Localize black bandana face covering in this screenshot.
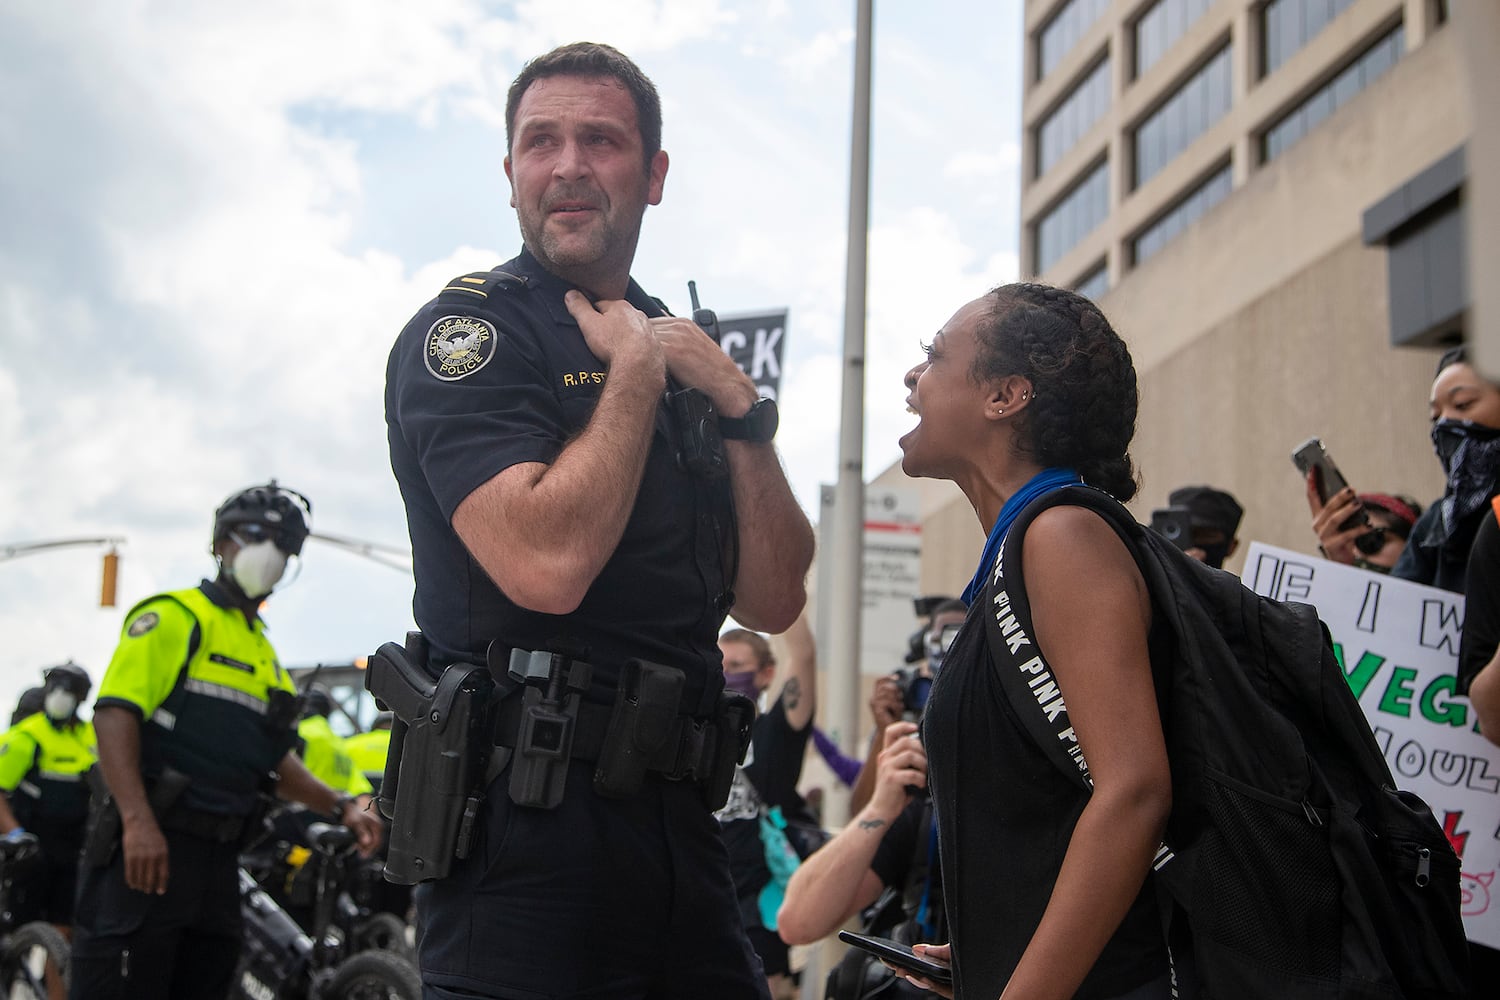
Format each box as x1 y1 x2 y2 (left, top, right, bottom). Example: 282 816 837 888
1430 419 1500 532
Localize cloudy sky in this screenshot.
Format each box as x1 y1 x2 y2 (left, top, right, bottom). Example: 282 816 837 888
0 0 1022 712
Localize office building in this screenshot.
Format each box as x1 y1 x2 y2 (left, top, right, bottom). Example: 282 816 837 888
881 0 1469 600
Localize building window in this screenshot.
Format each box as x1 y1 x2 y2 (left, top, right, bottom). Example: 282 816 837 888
1036 57 1112 177
1036 160 1110 273
1133 0 1215 78
1038 0 1110 80
1131 163 1232 265
1262 25 1405 163
1132 45 1232 189
1073 262 1110 301
1262 0 1359 76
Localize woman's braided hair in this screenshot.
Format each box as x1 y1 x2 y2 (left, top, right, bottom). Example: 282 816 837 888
971 283 1139 502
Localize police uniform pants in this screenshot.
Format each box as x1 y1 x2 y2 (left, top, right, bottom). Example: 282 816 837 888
69 828 242 1000
416 758 772 1000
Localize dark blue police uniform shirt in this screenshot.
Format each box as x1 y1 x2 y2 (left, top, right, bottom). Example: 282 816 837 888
385 248 731 715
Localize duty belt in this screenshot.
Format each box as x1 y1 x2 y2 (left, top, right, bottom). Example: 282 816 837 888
158 804 248 844
492 693 717 784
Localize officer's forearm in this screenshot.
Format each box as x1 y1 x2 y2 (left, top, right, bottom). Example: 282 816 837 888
0 792 20 834
723 441 813 633
273 751 343 815
453 361 662 615
93 706 156 828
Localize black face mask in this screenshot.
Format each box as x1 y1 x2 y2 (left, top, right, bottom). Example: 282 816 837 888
1430 418 1500 536
1431 419 1500 479
1198 541 1231 570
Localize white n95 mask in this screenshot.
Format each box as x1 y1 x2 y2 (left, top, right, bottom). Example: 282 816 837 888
231 539 289 599
43 690 78 721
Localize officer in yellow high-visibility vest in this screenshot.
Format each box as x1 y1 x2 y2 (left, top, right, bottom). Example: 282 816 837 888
344 712 393 793
69 482 383 1000
0 661 97 930
295 686 373 799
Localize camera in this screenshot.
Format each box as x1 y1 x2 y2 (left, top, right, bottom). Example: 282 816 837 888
891 667 933 716
1149 506 1193 550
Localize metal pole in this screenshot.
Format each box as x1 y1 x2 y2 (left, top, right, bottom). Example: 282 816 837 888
824 0 874 831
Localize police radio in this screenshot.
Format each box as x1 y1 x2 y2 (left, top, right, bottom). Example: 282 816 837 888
688 279 720 343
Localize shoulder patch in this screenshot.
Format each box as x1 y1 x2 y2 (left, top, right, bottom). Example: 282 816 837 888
425 315 498 382
127 611 160 637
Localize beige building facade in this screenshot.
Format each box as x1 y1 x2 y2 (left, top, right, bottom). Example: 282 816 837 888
878 0 1470 609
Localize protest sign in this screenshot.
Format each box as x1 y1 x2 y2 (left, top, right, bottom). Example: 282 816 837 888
1246 542 1499 948
717 311 786 401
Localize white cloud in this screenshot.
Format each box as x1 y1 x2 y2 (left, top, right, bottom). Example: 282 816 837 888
944 144 1022 180
0 0 1023 709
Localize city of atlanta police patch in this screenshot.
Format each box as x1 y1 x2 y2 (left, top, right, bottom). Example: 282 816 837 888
425 315 497 381
127 612 159 637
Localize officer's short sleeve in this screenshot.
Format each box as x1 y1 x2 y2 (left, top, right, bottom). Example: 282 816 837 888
388 303 575 521
96 597 200 719
345 764 374 796
0 726 39 792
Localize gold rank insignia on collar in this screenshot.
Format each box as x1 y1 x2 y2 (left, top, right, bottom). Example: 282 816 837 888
438 269 529 303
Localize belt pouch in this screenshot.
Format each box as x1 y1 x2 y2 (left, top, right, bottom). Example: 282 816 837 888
702 691 757 811
593 659 685 799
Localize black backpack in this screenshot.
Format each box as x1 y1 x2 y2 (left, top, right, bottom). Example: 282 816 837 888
987 485 1469 999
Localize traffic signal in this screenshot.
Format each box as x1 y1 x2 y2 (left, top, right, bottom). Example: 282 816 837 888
101 549 119 607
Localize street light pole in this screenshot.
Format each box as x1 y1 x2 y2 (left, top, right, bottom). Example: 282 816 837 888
825 0 875 830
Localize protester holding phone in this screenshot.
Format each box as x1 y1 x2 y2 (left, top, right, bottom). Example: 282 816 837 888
1304 347 1500 591
895 284 1178 999
1306 486 1421 572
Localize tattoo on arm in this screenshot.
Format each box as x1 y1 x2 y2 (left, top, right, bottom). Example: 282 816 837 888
857 818 888 832
783 678 801 711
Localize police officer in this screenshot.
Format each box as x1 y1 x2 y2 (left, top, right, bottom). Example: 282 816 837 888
384 41 814 999
0 661 97 930
344 712 393 792
296 686 373 801
69 482 382 1000
9 686 45 727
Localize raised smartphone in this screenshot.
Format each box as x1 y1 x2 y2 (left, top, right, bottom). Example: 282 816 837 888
1291 436 1373 538
836 931 953 985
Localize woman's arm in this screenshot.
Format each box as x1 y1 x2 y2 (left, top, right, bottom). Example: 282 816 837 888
1000 506 1172 1000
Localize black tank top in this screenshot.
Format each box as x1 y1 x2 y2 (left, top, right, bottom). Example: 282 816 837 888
922 598 1169 998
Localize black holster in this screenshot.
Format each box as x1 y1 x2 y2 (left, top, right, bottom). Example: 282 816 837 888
81 765 192 868
365 632 496 885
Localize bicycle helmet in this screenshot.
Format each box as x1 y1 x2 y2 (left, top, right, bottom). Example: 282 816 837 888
42 661 92 699
213 480 312 555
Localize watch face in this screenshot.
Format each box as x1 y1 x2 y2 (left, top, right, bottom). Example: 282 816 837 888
753 398 779 441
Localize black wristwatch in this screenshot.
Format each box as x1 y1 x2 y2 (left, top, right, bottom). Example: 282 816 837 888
718 397 779 443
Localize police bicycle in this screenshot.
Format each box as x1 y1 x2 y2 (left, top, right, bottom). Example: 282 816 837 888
0 833 68 1000
234 823 420 1000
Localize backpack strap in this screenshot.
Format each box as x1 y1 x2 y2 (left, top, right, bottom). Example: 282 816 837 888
984 485 1143 794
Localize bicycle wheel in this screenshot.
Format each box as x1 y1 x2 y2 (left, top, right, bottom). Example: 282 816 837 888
1 921 69 1000
322 949 421 1000
351 912 414 961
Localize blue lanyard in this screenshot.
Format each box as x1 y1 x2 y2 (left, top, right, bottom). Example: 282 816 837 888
917 821 939 939
961 467 1081 606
